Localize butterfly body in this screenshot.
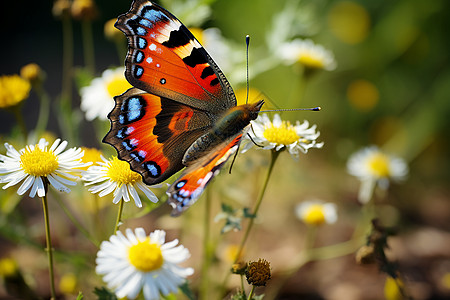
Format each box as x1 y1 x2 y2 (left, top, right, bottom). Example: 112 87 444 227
104 0 263 215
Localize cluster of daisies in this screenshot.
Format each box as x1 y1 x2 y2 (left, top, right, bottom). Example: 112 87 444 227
0 67 409 300
0 110 409 299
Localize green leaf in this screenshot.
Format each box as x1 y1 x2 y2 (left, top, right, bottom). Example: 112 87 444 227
93 287 117 300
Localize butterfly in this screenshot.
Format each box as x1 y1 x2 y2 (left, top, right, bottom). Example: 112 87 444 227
103 0 264 216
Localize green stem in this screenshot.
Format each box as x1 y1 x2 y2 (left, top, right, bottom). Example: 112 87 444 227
114 199 124 235
234 150 280 263
53 193 98 247
82 20 95 74
11 104 28 142
41 186 56 299
247 285 256 300
59 13 75 142
199 185 213 300
219 150 280 300
34 85 50 137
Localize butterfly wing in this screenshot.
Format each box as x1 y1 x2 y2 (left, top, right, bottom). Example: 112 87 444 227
167 133 243 216
115 0 237 113
103 88 215 185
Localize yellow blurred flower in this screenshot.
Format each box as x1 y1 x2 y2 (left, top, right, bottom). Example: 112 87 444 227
0 258 18 277
189 27 205 46
59 273 78 294
52 0 71 19
347 79 379 111
104 18 123 42
80 147 102 170
71 0 98 21
20 63 44 85
235 87 263 106
328 1 370 44
0 75 31 109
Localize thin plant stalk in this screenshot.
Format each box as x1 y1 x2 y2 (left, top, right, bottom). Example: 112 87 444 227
53 193 98 246
219 150 280 299
234 150 280 263
199 185 213 300
40 182 56 299
247 285 256 300
11 104 28 142
58 13 75 142
82 20 95 74
34 85 51 137
114 199 124 235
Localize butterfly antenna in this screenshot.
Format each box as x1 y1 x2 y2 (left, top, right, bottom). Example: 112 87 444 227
245 35 250 104
259 107 322 113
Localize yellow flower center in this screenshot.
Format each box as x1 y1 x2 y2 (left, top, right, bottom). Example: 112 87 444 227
106 74 132 98
368 152 391 178
298 53 326 69
263 121 299 145
0 75 31 108
128 239 164 272
106 157 141 185
20 147 58 177
303 204 326 225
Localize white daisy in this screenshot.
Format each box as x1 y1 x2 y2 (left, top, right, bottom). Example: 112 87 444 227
347 146 408 203
83 156 160 208
295 200 338 226
96 228 194 300
0 138 89 198
242 113 324 159
80 67 132 121
279 38 337 71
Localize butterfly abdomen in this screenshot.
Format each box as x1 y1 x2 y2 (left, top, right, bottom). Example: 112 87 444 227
182 100 264 164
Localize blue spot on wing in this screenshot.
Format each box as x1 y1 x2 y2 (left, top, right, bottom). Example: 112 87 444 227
142 7 168 23
139 18 151 28
127 97 143 121
136 27 146 36
138 37 147 49
135 51 144 63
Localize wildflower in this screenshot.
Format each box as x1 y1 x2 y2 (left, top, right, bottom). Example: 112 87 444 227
83 156 160 207
96 228 194 300
59 273 78 295
0 258 17 277
328 1 370 44
347 146 408 203
52 0 71 19
80 147 102 170
20 63 44 86
80 67 132 121
347 79 379 112
0 138 89 198
295 200 338 226
245 259 271 287
242 113 323 159
71 0 98 21
0 75 31 109
104 18 123 42
280 39 337 71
